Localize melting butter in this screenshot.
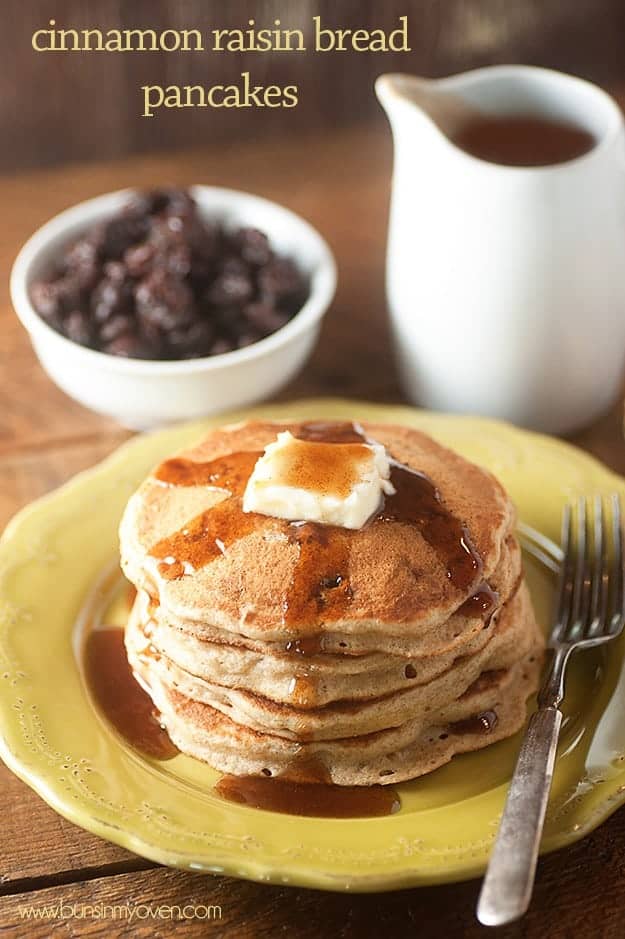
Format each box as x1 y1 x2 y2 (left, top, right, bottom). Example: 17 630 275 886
242 431 395 529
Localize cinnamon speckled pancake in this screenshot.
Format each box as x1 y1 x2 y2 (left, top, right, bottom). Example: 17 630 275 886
134 650 543 786
127 580 531 711
127 583 539 740
120 421 515 640
130 533 522 658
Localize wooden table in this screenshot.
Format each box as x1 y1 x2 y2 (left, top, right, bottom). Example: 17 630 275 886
1 123 625 938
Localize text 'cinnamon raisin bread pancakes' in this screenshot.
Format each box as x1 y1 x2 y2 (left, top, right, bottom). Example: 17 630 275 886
119 419 544 786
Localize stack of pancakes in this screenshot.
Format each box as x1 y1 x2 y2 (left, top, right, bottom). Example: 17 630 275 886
120 420 544 786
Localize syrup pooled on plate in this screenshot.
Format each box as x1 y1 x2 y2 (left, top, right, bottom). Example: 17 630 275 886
215 775 401 818
85 627 178 759
217 751 400 817
452 114 596 167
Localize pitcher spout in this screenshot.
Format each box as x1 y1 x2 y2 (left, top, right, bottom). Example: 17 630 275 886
375 73 474 138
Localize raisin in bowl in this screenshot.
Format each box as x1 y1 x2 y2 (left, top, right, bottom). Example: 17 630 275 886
11 187 336 429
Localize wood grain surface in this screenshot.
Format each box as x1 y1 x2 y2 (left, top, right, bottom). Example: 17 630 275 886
1 123 625 937
3 0 625 171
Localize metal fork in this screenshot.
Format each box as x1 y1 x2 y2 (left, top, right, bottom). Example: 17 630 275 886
477 495 625 926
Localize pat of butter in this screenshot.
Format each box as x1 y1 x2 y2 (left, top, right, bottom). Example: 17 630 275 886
242 431 395 529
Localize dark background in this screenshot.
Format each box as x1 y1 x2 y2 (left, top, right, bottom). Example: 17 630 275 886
3 0 625 172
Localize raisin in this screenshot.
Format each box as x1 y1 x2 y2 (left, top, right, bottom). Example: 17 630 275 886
64 236 101 289
236 331 261 349
102 332 149 358
91 276 132 323
167 319 215 358
31 281 62 324
244 302 290 336
210 336 236 355
233 227 272 266
101 212 147 259
135 270 195 331
64 310 93 347
99 314 135 343
124 243 156 279
259 258 306 305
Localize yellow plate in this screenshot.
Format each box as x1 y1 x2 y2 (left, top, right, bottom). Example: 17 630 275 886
2 399 625 892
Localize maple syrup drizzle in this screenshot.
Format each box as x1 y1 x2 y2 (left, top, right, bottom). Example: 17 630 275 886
287 675 318 708
284 635 325 655
282 523 353 627
85 627 178 759
220 749 399 816
215 775 401 818
278 752 334 783
273 437 373 499
458 582 500 624
448 710 498 736
379 463 481 591
154 451 260 490
148 420 483 636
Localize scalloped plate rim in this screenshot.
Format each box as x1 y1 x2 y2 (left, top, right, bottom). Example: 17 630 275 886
1 397 625 893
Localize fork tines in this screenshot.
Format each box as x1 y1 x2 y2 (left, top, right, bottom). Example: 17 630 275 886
552 494 625 646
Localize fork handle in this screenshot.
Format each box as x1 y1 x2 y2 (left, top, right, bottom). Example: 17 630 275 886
477 705 563 926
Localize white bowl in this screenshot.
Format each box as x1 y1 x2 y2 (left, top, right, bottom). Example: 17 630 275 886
10 186 337 429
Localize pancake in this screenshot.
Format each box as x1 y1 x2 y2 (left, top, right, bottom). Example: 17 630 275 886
129 589 498 707
135 650 543 786
126 582 539 740
120 420 515 641
130 531 522 659
127 579 532 710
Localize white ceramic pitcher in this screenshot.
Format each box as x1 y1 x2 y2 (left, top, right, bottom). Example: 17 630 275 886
376 66 625 433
